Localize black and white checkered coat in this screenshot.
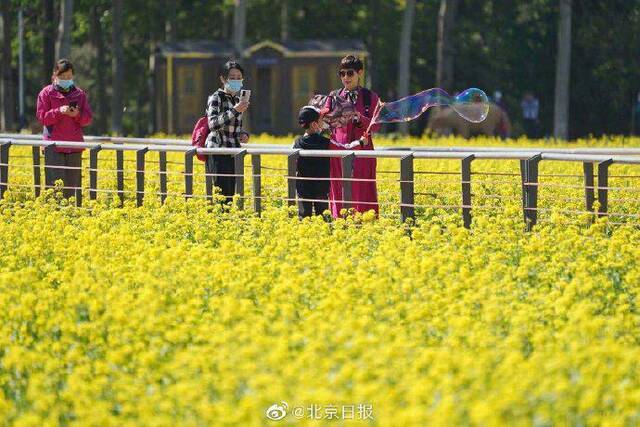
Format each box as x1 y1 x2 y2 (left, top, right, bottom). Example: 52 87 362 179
205 89 243 148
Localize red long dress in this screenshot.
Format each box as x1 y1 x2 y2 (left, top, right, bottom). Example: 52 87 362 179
325 87 381 217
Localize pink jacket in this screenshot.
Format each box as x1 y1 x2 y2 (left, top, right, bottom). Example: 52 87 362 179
36 84 93 153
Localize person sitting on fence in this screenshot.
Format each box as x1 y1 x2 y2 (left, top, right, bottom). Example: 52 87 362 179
36 59 93 199
205 60 250 204
293 106 361 218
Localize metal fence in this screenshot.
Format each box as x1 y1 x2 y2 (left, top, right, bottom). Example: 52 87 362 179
1 133 640 230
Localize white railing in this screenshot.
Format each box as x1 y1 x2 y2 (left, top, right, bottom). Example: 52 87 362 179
1 133 640 229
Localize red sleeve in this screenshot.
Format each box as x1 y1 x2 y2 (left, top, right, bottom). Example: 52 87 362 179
74 92 93 127
36 89 63 126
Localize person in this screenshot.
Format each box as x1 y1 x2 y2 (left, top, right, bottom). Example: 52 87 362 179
205 60 250 204
521 92 540 138
293 106 360 219
493 90 508 114
36 59 93 199
493 91 511 139
325 55 381 217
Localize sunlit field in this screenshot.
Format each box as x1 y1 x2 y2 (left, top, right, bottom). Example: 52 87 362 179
1 136 640 425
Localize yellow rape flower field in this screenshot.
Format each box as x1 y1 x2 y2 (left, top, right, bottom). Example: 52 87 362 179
1 136 640 426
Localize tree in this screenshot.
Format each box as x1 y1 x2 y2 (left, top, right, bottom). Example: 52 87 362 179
42 0 55 83
553 0 572 140
397 0 416 135
233 0 247 57
56 0 73 59
111 0 124 135
165 0 177 43
90 4 108 133
280 0 288 42
436 0 459 92
0 0 15 131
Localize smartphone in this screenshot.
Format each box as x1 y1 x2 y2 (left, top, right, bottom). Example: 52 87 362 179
69 101 78 109
240 90 251 103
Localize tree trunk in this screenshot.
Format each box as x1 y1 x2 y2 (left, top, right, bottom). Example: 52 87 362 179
280 0 289 42
42 0 55 82
397 0 416 135
111 0 124 135
366 0 380 88
553 0 572 140
436 0 458 92
55 0 73 59
165 0 177 43
0 0 15 131
233 0 247 58
90 5 108 134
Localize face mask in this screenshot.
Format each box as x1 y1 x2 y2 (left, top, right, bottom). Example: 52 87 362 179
225 79 243 93
56 79 74 90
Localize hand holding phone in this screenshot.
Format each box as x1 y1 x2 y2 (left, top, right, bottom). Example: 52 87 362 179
65 101 80 117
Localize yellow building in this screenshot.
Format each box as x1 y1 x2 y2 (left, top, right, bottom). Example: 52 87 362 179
151 39 369 135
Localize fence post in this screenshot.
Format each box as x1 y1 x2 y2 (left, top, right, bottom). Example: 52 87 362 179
0 141 10 199
75 162 83 207
116 148 124 205
32 146 41 197
159 151 167 204
252 154 262 216
89 146 101 200
583 162 595 212
205 155 213 203
184 148 196 200
234 150 247 209
519 159 527 224
597 159 613 218
287 151 299 208
341 153 355 210
400 154 415 222
136 147 148 207
43 143 56 192
461 155 475 229
520 154 541 231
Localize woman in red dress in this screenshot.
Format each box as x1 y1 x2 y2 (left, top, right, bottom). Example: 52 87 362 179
325 55 381 217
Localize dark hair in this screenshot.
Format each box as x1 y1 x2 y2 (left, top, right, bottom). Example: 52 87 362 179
339 55 363 71
219 60 244 79
53 59 74 76
298 106 321 129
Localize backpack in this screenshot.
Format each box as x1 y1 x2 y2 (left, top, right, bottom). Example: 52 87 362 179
191 116 210 162
330 87 373 118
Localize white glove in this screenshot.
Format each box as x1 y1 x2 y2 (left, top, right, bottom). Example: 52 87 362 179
345 140 361 149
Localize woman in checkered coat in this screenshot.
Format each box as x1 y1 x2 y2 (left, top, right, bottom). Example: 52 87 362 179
205 60 250 204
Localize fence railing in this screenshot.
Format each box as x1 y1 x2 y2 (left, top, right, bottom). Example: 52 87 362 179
1 134 640 230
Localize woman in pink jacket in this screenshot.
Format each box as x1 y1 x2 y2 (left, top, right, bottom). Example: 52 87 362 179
36 59 93 199
325 55 380 217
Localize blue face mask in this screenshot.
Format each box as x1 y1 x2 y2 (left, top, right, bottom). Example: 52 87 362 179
225 79 243 93
56 79 74 90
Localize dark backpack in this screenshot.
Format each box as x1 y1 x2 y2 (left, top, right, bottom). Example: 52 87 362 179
330 87 373 118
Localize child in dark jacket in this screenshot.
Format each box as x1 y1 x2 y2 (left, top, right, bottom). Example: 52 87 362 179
293 106 360 218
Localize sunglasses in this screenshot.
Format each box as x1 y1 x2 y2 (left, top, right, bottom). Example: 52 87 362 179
338 69 357 78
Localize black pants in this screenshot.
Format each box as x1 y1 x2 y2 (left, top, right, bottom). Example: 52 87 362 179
523 119 539 138
44 150 82 199
205 155 236 203
297 187 329 218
